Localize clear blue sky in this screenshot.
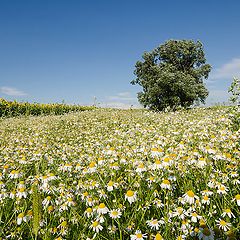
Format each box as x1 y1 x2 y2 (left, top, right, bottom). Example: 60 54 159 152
1 0 240 107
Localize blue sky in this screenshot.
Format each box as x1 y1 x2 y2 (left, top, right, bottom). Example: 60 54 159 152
0 0 240 108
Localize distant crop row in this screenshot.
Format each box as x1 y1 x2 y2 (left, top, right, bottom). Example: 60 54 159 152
0 98 96 117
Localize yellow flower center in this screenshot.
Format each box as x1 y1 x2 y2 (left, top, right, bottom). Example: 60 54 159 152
162 179 170 185
235 194 240 200
155 159 161 164
86 207 92 213
92 221 99 227
126 190 134 197
18 213 24 218
108 181 114 186
136 233 142 238
89 162 96 168
138 163 144 169
46 196 51 200
111 210 118 216
226 153 231 158
163 157 170 162
225 209 231 213
99 203 106 209
220 220 227 226
194 227 199 233
199 219 206 228
155 233 163 240
219 186 225 191
182 219 187 225
203 196 209 200
27 210 33 216
177 207 183 213
152 220 158 224
19 188 25 192
61 221 67 227
187 190 195 197
48 206 54 212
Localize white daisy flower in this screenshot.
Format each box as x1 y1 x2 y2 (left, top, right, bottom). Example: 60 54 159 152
97 203 108 215
221 209 235 218
136 162 146 173
16 187 27 199
216 185 228 195
85 197 95 206
107 180 118 192
65 197 76 207
9 170 21 179
182 190 199 205
146 219 163 230
125 190 137 204
151 148 164 157
88 161 97 173
151 159 163 170
232 194 240 206
201 190 213 196
17 213 26 225
42 196 52 207
90 220 103 233
130 230 147 240
201 195 210 205
84 207 94 218
109 209 122 219
160 179 171 189
215 219 231 232
189 212 201 223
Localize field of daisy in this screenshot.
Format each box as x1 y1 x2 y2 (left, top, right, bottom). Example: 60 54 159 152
0 107 239 240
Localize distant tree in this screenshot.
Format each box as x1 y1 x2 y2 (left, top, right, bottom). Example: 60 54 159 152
228 77 240 131
228 77 240 105
131 40 211 111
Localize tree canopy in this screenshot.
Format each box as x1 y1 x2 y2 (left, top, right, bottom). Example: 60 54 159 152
131 40 211 111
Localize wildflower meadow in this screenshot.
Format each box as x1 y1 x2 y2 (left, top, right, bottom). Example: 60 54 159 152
0 107 239 239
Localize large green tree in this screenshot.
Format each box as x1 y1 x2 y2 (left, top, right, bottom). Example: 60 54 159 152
131 40 211 110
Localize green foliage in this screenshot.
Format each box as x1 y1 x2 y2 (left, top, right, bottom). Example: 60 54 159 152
228 77 240 105
32 184 42 238
131 39 211 111
0 98 96 117
228 77 240 131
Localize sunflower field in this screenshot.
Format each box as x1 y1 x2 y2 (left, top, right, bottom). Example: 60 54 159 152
0 98 95 117
0 107 239 239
